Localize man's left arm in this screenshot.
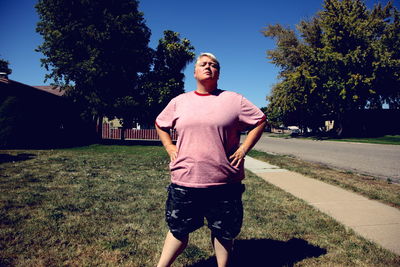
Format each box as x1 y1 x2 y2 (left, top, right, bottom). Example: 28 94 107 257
229 121 267 167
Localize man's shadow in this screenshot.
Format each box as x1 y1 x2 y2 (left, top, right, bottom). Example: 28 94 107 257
188 238 327 267
0 153 36 164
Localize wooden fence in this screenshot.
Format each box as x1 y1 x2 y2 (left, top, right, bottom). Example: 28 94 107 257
102 123 178 141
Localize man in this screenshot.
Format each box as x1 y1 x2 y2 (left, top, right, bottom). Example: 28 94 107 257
156 53 266 267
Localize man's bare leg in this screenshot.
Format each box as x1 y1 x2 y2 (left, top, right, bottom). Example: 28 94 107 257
212 235 234 267
157 231 188 267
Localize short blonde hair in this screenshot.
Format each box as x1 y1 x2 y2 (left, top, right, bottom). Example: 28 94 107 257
195 52 220 70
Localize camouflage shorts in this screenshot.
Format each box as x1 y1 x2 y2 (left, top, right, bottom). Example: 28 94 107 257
165 183 245 241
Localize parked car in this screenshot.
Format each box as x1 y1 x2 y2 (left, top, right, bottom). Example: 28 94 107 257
287 126 300 137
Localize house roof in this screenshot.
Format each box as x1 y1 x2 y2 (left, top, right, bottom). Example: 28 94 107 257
0 77 65 97
32 85 65 96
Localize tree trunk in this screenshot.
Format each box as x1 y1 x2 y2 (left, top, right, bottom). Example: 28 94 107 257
94 115 103 142
121 127 125 141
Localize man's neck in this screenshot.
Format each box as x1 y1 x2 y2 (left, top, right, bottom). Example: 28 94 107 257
196 81 217 94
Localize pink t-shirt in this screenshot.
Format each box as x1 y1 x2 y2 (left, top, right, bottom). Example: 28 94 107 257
156 90 266 188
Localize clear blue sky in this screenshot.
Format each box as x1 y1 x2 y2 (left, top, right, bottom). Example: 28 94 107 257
0 0 396 108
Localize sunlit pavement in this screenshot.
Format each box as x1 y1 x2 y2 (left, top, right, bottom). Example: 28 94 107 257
245 156 400 256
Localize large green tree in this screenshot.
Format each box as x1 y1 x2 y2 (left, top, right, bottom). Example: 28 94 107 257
264 0 400 135
36 0 194 137
36 0 152 134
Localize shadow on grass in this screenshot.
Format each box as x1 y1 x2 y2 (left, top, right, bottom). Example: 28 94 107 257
0 153 36 164
188 238 327 267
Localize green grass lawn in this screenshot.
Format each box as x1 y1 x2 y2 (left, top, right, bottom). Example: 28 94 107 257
1 145 399 266
327 135 400 145
266 133 400 145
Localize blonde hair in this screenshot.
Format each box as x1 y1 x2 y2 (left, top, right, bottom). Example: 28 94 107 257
195 52 220 70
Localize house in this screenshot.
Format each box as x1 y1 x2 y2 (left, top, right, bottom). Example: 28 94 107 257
0 75 174 146
0 75 91 148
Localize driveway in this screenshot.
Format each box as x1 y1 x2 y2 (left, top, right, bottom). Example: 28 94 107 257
249 135 400 183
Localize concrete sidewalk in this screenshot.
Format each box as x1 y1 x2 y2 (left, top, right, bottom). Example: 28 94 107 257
244 156 400 256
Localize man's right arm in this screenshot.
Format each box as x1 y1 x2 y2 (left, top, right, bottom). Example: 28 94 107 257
155 124 178 162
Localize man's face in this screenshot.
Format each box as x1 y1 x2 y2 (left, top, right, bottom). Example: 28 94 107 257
194 56 219 82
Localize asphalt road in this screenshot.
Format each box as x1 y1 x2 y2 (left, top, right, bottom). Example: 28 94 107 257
250 135 400 183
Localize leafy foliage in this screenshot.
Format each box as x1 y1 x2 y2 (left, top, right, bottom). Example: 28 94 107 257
0 57 12 75
35 0 194 130
139 30 195 126
36 0 152 120
263 0 400 135
0 97 21 146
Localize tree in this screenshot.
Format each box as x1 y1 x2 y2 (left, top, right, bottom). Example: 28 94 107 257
36 0 153 138
36 1 195 140
0 57 12 76
263 24 323 132
264 0 400 136
139 30 195 126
